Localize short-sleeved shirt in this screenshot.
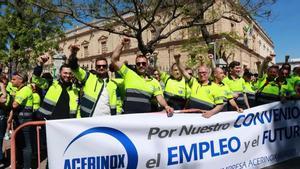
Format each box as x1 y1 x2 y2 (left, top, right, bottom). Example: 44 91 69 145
160 72 190 110
14 85 33 115
244 82 256 94
32 93 41 111
284 75 300 96
213 82 233 101
256 74 281 96
118 65 163 113
186 77 223 110
6 82 18 97
160 72 190 99
223 76 246 94
256 74 281 104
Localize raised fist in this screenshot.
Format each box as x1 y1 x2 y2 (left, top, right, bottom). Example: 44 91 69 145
174 54 181 61
69 44 80 53
265 56 273 62
37 54 49 64
122 38 130 45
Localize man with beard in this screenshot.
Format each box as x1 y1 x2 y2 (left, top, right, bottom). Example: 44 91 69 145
111 38 173 116
37 62 80 119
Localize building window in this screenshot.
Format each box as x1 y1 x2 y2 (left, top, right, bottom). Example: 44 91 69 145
98 35 108 54
124 40 131 50
83 46 89 57
230 22 235 32
150 29 156 40
243 38 248 47
101 41 108 53
81 40 89 58
91 63 94 70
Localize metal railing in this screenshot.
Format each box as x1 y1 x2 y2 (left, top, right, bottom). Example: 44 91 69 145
10 121 46 169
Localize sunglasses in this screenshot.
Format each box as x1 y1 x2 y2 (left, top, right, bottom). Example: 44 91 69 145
136 62 147 66
96 64 108 69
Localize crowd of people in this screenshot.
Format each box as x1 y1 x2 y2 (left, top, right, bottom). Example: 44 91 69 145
0 38 299 168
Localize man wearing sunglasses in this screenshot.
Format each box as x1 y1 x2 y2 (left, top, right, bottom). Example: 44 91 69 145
68 46 111 117
93 56 123 115
111 38 174 116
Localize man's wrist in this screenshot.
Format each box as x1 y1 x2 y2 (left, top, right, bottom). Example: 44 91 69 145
164 105 171 109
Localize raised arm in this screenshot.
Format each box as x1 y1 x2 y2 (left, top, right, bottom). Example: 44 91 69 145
208 54 216 70
258 54 274 78
32 54 50 90
0 82 7 104
174 54 192 81
68 45 80 70
111 38 130 71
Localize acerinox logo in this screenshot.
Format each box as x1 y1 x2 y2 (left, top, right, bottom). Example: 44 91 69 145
63 127 138 169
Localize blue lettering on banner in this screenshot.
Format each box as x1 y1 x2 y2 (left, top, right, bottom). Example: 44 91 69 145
262 125 300 144
63 127 138 169
167 136 241 166
234 106 300 128
64 154 125 169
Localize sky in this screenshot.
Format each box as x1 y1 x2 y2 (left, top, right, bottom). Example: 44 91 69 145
259 0 300 63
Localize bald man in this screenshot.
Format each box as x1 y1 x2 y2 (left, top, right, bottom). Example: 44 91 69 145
213 67 243 112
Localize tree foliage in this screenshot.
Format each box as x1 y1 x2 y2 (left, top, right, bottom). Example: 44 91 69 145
0 0 68 72
28 0 275 65
30 0 234 55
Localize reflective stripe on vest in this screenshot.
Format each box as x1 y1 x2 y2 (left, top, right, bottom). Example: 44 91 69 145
19 106 33 118
80 73 104 117
188 97 214 110
256 93 280 103
164 91 186 102
125 89 151 102
123 88 152 113
247 93 255 100
38 81 79 117
38 98 55 115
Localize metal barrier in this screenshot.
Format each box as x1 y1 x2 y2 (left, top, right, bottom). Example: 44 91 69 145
10 121 46 169
9 109 202 168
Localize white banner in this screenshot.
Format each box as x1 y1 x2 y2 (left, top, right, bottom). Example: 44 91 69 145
46 101 300 169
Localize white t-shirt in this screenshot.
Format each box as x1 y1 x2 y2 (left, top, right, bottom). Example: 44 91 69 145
92 85 111 116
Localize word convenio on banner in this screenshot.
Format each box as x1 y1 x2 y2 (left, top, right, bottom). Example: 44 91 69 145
234 106 300 128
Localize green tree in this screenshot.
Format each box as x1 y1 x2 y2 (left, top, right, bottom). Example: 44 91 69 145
29 0 275 67
30 0 227 55
0 0 67 73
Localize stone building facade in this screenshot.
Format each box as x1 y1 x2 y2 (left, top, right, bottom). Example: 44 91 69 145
48 3 274 74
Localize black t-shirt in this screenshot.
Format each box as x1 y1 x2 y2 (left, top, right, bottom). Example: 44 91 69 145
51 83 70 119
